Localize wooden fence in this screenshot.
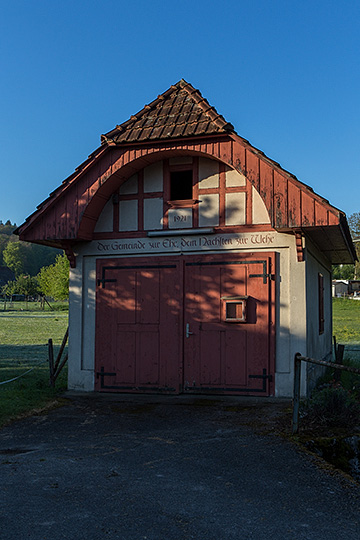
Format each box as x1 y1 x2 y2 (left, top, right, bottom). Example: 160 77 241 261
48 327 69 387
292 352 360 434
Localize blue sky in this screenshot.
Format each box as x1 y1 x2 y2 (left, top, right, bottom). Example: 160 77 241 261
1 0 359 226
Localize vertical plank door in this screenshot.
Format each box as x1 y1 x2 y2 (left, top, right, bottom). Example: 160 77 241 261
95 258 182 392
183 254 275 395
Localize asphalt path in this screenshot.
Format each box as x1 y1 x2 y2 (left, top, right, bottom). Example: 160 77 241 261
1 394 359 540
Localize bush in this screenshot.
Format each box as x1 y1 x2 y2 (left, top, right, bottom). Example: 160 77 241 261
37 253 69 300
303 386 360 430
2 274 40 297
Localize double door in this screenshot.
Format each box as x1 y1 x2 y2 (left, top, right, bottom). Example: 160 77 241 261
95 253 275 395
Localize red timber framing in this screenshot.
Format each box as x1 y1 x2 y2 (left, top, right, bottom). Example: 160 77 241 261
16 135 355 265
95 253 276 396
90 156 254 239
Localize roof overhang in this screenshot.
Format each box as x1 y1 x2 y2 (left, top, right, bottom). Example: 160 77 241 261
280 221 356 264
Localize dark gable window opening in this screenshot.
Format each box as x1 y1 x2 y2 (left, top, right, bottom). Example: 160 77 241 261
170 170 193 201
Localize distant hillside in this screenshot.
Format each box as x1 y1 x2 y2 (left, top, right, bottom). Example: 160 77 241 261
0 221 17 265
0 220 62 276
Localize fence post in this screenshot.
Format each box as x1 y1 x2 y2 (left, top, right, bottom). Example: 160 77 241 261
334 344 345 382
48 338 55 388
54 327 69 374
292 353 302 435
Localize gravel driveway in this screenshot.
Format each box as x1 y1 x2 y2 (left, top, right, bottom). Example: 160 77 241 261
1 393 359 540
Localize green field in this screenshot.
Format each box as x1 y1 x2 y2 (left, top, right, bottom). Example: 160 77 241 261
332 297 360 344
0 309 69 427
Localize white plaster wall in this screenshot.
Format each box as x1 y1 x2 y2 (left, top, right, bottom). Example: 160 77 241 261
82 258 97 371
144 162 163 193
225 192 246 225
168 207 193 229
198 194 219 227
94 199 113 233
274 239 307 397
144 198 163 230
225 167 246 187
119 199 138 231
275 249 291 375
305 244 332 392
68 256 95 391
119 174 138 195
252 186 271 224
198 158 219 189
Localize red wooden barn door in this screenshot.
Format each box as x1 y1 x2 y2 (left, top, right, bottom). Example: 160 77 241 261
95 258 181 392
183 254 275 395
95 253 275 395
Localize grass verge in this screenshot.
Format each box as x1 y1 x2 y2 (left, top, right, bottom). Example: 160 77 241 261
332 297 360 343
0 311 69 427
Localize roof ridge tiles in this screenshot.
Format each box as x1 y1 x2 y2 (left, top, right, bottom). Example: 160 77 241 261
101 80 234 144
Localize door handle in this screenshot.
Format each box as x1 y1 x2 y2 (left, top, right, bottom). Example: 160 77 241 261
186 323 194 338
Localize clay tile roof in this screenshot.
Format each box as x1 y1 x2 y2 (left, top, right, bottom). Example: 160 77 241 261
101 79 234 145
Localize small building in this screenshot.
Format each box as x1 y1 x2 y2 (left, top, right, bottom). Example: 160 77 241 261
349 280 360 294
16 80 356 397
332 280 349 297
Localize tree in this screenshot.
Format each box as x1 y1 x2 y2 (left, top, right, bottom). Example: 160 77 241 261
348 212 360 279
0 220 17 235
0 220 62 274
332 265 354 280
3 242 28 277
348 212 360 239
0 220 17 265
2 274 40 297
332 213 360 280
37 253 70 300
25 243 63 275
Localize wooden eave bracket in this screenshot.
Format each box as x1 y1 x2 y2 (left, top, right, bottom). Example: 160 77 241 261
295 231 304 262
63 244 76 268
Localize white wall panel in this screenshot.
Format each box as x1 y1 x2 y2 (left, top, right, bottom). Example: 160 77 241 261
168 207 193 229
252 186 271 224
225 168 246 187
144 162 163 193
94 199 113 232
225 192 246 225
199 194 219 227
119 200 138 231
144 198 163 230
198 158 219 189
119 174 138 195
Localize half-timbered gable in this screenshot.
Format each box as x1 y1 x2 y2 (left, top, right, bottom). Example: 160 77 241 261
93 157 270 237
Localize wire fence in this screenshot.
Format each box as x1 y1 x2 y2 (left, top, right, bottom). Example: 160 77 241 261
0 297 69 312
0 358 49 386
292 353 360 434
0 347 68 388
342 344 360 363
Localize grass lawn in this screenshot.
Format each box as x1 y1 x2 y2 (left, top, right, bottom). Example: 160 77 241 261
332 297 360 344
0 310 69 427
